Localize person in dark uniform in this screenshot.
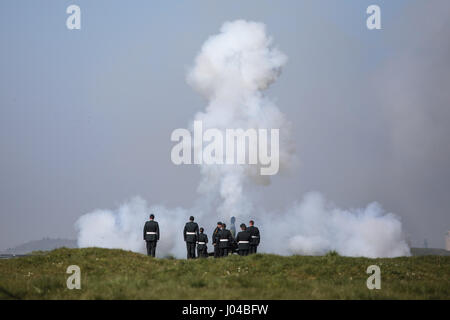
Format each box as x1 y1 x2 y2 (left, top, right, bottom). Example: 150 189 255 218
223 223 236 254
212 222 222 258
218 223 233 257
184 216 199 259
197 227 208 258
235 223 251 256
229 220 239 253
143 214 159 257
229 216 236 238
247 220 260 254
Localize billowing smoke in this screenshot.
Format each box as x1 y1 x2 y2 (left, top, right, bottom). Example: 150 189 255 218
76 20 410 258
187 20 296 221
261 192 409 257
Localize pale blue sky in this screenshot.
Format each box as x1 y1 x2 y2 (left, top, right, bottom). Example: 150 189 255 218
1 0 449 249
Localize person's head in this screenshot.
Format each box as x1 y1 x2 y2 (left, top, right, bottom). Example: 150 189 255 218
223 223 227 229
200 227 204 233
189 216 194 222
217 222 222 229
240 223 246 231
149 214 154 220
231 216 235 223
249 220 254 226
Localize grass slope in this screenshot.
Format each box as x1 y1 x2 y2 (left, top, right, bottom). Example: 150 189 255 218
0 248 448 299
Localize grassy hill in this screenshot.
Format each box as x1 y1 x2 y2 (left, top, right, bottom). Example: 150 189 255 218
0 248 448 299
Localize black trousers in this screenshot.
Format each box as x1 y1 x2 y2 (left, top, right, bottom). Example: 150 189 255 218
146 241 157 257
197 246 208 258
239 249 249 256
186 242 196 259
249 245 258 254
213 244 220 258
219 247 228 257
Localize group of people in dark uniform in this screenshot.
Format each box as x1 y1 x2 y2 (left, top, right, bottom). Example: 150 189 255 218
143 214 260 258
211 220 260 257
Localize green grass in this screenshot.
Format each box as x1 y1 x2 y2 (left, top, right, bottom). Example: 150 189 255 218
0 248 449 299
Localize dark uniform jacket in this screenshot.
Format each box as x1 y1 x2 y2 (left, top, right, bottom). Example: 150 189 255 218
218 228 233 248
212 227 221 245
143 220 160 241
184 221 199 243
247 226 260 245
197 233 208 249
235 230 251 250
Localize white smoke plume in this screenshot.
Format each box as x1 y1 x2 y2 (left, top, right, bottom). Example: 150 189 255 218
76 20 410 258
188 20 296 221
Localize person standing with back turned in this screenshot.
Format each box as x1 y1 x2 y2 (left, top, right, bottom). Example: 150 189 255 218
212 222 222 258
143 214 159 257
219 223 233 257
247 220 260 254
235 223 251 256
184 216 199 259
197 227 208 258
